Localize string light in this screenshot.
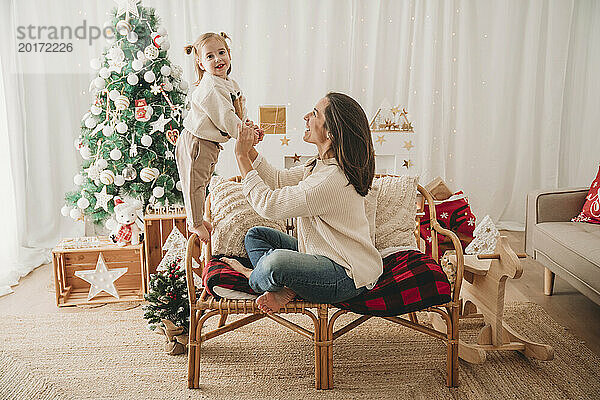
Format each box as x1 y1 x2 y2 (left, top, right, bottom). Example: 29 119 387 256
283 24 287 28
483 34 488 38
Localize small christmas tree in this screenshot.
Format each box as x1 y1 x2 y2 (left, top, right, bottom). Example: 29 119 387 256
62 0 187 228
143 257 193 333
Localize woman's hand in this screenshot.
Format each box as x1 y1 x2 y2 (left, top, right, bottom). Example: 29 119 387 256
235 123 257 159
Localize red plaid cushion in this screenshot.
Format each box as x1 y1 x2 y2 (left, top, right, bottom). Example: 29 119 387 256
420 192 476 258
335 250 451 316
203 251 451 316
202 256 258 299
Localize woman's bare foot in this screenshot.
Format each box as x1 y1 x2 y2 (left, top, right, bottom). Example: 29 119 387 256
220 257 252 279
256 287 296 314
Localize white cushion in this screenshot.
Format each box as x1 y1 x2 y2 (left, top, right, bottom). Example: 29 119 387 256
373 175 419 250
209 176 287 258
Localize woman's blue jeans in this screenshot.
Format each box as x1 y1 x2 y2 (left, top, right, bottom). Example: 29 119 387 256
244 226 366 303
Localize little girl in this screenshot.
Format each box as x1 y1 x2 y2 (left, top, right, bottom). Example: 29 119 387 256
176 32 260 242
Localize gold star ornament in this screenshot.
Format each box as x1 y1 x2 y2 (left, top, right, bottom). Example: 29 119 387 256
403 140 414 151
402 159 412 168
280 136 290 146
375 135 386 145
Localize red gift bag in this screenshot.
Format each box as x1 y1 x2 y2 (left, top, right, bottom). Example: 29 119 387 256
419 192 476 258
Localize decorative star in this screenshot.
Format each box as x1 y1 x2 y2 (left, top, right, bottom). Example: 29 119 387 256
107 58 127 74
149 113 172 134
280 136 290 146
403 140 414 151
440 212 449 219
375 135 385 145
292 153 301 163
402 159 412 168
94 186 114 211
114 0 140 18
468 218 475 226
150 83 162 95
74 253 128 300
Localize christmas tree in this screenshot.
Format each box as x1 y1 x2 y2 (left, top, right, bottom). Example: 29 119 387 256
62 0 187 228
143 257 193 333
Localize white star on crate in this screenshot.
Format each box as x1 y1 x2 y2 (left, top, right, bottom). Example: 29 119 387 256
94 186 114 211
114 0 140 18
74 253 128 300
149 113 172 134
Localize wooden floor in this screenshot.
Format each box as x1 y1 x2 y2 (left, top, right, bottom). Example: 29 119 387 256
1 231 599 357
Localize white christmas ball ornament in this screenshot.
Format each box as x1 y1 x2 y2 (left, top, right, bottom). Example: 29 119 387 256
90 58 101 70
99 68 110 79
116 19 132 35
70 208 83 220
100 170 115 185
80 146 92 160
90 105 102 115
116 122 128 133
175 181 182 191
84 117 97 129
153 186 165 198
140 167 160 182
110 148 122 160
179 80 189 91
171 65 183 78
105 218 118 231
61 205 71 216
144 45 159 60
73 139 81 149
109 90 120 101
157 26 167 36
127 73 139 85
127 31 138 43
77 197 90 209
102 124 114 137
74 174 85 186
131 59 143 71
144 71 156 83
114 175 125 186
136 51 146 62
162 81 173 91
160 65 171 76
160 40 170 51
114 95 130 111
93 77 105 89
141 134 152 146
95 158 108 170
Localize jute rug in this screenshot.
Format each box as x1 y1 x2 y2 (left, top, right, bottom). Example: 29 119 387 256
1 302 599 400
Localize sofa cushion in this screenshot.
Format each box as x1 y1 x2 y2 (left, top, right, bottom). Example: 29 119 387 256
534 222 600 292
572 164 600 224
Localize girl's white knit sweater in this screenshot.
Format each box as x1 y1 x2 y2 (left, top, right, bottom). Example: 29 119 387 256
183 73 246 142
242 154 383 289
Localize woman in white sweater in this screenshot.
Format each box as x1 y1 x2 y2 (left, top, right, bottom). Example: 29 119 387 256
222 93 383 314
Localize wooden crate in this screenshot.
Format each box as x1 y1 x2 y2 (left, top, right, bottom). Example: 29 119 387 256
143 205 192 290
52 236 145 307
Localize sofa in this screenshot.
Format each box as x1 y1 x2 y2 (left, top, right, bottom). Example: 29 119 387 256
525 188 600 306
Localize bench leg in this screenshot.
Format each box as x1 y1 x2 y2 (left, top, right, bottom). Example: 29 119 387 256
544 268 555 296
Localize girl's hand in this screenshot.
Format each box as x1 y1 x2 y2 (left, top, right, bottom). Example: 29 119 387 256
235 123 256 158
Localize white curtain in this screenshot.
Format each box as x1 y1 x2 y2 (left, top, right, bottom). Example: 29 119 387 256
1 0 599 295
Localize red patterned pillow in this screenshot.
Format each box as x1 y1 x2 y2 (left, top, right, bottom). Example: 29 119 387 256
572 165 600 224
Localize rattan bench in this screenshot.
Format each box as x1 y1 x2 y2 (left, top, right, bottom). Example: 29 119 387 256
184 182 465 389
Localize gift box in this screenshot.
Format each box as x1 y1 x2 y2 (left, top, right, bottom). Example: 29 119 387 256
419 192 476 259
259 105 286 134
51 236 145 307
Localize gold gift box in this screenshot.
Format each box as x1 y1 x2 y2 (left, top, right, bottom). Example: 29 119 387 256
259 105 286 134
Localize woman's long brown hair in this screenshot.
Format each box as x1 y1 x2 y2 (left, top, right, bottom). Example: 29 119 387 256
323 92 375 196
